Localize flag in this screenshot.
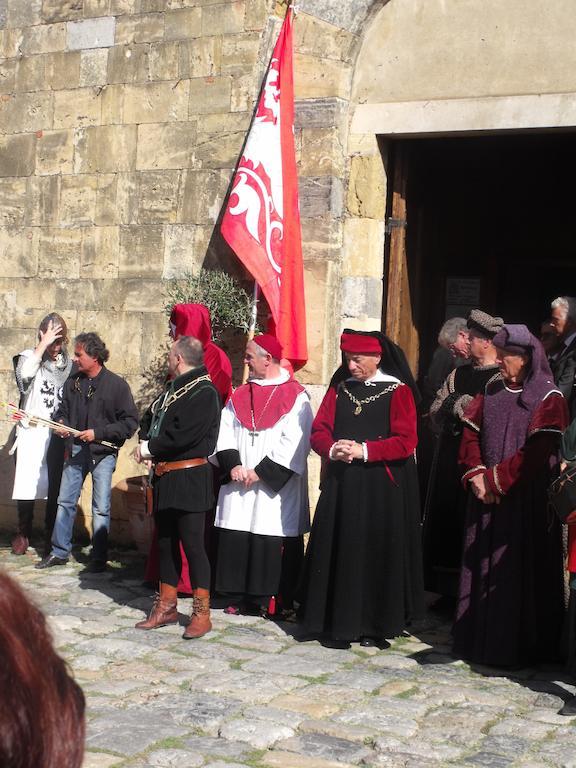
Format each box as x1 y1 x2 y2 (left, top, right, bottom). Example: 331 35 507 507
220 7 307 369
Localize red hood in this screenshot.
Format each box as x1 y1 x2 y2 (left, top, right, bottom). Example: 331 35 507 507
170 304 212 348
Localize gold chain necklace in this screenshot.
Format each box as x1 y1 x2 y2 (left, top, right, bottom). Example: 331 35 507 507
341 382 400 415
160 374 212 411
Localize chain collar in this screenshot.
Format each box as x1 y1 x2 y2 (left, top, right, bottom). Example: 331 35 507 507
341 382 401 415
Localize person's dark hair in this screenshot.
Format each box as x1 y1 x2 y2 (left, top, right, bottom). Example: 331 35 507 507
174 336 204 368
39 313 68 344
0 570 85 768
75 332 110 364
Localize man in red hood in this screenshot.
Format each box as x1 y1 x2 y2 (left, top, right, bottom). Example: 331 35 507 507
169 304 232 405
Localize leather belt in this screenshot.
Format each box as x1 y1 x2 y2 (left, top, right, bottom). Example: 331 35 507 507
154 458 208 477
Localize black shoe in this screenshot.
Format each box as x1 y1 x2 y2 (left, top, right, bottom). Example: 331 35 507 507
559 695 576 716
85 560 107 573
360 636 376 648
35 555 68 570
321 638 351 650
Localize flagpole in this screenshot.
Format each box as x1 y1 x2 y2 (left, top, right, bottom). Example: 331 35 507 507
242 281 259 383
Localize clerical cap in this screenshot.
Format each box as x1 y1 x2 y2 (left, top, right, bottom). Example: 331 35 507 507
253 334 283 360
340 332 382 355
467 309 503 339
492 324 532 355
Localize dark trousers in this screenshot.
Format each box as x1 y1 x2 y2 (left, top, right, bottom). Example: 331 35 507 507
17 435 66 539
157 508 211 591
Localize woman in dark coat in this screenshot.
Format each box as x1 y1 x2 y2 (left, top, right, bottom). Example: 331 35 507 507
454 324 568 667
298 329 424 647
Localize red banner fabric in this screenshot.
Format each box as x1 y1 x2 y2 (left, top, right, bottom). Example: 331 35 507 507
220 9 308 369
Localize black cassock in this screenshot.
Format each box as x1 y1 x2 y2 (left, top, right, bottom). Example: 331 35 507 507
423 362 500 597
298 381 424 642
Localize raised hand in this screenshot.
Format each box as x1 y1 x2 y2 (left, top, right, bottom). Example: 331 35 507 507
39 320 63 349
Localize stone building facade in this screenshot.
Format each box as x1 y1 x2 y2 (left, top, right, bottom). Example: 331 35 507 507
1 0 574 537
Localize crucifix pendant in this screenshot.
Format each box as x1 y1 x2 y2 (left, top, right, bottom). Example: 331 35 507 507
249 430 259 445
354 405 362 416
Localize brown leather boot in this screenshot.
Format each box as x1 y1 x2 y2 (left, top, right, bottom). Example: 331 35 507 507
135 583 178 630
183 588 212 639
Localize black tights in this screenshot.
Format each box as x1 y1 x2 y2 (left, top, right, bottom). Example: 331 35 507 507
157 508 210 590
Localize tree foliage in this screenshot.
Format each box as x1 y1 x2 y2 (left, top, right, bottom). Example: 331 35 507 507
164 269 257 344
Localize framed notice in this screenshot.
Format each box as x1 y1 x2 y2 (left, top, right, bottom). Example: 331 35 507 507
445 277 481 306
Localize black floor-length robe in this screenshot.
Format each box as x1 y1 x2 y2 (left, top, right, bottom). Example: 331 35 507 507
299 378 424 642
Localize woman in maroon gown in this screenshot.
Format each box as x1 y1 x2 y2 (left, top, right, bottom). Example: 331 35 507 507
454 324 568 667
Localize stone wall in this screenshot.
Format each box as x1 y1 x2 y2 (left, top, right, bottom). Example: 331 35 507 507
0 0 379 539
3 0 566 541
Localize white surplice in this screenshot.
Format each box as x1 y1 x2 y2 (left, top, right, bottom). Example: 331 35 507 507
211 369 313 537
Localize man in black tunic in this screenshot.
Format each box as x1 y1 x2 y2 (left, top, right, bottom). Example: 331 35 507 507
549 296 576 418
423 310 502 602
134 336 221 639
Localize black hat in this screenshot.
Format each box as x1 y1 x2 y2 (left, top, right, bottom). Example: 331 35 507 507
467 309 503 339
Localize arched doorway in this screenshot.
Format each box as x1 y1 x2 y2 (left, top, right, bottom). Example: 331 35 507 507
347 0 576 375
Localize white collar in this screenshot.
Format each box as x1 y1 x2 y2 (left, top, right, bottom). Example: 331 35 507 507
346 369 400 387
249 368 290 387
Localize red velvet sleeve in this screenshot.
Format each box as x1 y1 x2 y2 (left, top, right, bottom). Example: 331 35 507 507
484 393 568 496
484 432 561 496
528 391 569 436
458 395 486 485
310 386 336 459
568 525 576 573
365 384 417 462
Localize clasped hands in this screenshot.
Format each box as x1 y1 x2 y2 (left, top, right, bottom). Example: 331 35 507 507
230 464 259 488
331 439 363 463
469 473 501 505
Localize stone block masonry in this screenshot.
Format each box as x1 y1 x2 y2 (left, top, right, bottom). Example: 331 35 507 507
0 0 376 538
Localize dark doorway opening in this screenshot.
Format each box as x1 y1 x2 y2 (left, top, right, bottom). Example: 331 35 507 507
387 132 576 378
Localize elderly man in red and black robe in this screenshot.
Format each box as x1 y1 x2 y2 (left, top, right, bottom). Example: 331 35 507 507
298 329 424 648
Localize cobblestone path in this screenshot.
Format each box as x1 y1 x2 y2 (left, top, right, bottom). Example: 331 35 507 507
2 541 576 768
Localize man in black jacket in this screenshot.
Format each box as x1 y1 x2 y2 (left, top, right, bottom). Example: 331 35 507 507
550 296 576 419
36 333 138 571
134 336 221 639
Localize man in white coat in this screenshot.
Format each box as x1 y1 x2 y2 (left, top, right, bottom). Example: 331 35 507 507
211 334 312 617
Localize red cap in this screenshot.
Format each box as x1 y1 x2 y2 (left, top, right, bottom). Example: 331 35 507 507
253 334 283 360
340 333 382 355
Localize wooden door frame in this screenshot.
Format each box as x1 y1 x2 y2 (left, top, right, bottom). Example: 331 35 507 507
382 141 421 375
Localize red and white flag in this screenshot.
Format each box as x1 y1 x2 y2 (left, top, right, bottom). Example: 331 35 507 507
220 8 307 369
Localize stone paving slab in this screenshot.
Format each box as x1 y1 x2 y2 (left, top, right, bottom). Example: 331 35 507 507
3 541 576 768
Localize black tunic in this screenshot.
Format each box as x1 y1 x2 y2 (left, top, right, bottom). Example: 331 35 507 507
423 363 499 597
298 383 424 642
145 366 222 513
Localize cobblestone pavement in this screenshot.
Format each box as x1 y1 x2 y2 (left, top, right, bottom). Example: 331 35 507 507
3 539 576 768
